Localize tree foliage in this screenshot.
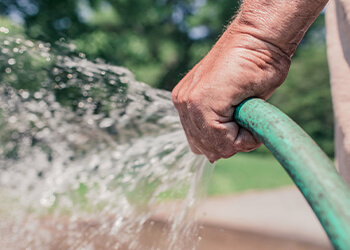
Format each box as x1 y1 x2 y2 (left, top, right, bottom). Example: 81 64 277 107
270 43 333 156
0 0 241 89
0 2 334 155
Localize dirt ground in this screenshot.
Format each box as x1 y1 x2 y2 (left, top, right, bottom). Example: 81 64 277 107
0 218 331 250
0 187 333 250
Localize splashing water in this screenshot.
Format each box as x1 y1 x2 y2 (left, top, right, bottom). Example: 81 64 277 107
0 30 213 249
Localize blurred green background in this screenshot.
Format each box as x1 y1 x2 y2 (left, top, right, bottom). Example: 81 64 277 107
0 0 332 194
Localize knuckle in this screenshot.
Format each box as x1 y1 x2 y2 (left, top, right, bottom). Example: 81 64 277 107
171 87 180 105
186 91 202 108
233 138 244 151
214 140 235 159
207 123 225 139
218 143 236 158
207 154 219 163
240 141 262 153
220 150 235 159
254 140 263 148
171 90 177 102
221 152 236 159
247 141 262 152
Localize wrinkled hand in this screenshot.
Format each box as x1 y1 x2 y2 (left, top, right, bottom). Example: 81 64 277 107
172 28 291 162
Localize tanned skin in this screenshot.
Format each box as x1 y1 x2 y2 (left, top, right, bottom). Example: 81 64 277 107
172 0 328 162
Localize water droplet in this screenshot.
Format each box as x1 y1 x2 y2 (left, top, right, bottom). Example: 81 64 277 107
11 132 19 140
8 116 17 123
59 83 66 88
2 48 9 54
18 47 27 54
25 40 35 47
40 193 56 207
78 102 85 108
8 58 16 65
0 27 9 33
99 118 114 128
53 67 60 74
20 91 30 99
87 119 94 125
34 92 43 99
84 84 91 90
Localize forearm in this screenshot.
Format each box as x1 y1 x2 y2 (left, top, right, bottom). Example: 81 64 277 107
229 0 328 56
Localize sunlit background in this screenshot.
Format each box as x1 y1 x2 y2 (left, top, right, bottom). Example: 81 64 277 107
0 0 333 156
0 1 333 249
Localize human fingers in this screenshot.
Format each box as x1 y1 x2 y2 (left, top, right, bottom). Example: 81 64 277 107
191 121 260 161
175 99 221 161
184 129 203 155
175 101 203 156
180 115 239 162
231 127 262 152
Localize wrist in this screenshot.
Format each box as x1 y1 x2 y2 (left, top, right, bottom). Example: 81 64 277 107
228 0 328 56
209 28 291 101
216 26 291 79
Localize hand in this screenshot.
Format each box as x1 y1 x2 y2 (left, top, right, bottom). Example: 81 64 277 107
172 27 291 162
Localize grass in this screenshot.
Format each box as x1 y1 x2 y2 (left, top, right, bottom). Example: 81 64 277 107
208 150 294 196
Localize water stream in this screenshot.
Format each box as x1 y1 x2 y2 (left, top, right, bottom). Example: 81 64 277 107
0 30 213 249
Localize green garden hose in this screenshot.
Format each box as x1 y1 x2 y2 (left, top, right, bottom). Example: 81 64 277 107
234 98 350 250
